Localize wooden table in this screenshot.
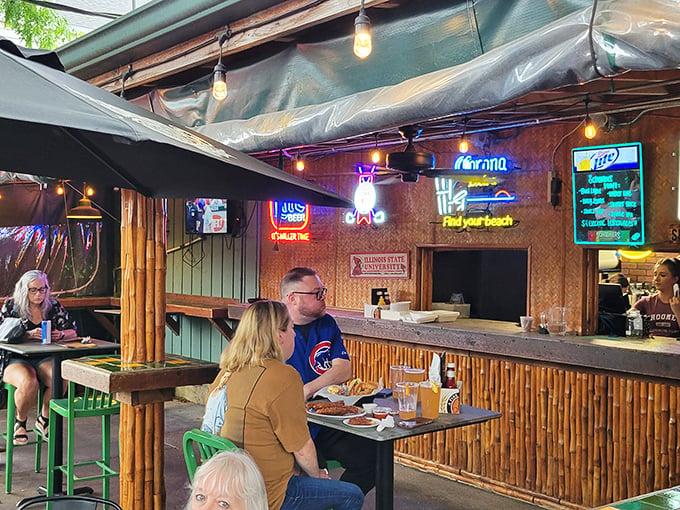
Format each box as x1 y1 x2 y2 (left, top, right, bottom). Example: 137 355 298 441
0 338 119 493
307 399 501 510
61 354 219 405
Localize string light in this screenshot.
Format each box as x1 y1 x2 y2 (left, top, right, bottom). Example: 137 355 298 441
370 133 380 164
584 96 597 139
458 118 469 153
85 186 95 197
353 0 372 59
56 184 65 195
295 150 305 172
212 29 231 101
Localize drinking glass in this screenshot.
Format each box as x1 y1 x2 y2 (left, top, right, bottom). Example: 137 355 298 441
419 381 440 419
546 306 567 335
390 365 408 399
404 368 425 401
396 382 418 420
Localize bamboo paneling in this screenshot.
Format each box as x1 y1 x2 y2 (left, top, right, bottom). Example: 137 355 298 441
119 191 167 510
344 335 680 509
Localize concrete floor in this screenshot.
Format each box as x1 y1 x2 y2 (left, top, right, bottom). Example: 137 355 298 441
0 400 541 509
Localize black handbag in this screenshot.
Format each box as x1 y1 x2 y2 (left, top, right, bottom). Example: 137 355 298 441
0 317 27 344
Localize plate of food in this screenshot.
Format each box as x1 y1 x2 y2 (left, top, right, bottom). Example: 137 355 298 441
314 377 383 406
343 416 380 428
305 401 365 419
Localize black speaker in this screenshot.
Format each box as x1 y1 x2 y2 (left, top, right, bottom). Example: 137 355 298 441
227 200 244 236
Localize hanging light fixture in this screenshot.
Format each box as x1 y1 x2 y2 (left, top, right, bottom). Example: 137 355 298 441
370 133 381 164
295 150 305 172
212 29 231 101
584 96 597 139
353 0 372 59
56 183 65 195
66 183 102 220
458 118 469 153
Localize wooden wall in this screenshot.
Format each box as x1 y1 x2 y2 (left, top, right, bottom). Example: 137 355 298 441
257 114 680 334
344 335 680 508
164 199 260 362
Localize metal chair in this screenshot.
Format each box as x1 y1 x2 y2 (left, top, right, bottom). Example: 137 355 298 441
182 428 238 481
46 381 120 498
1 382 47 493
16 494 123 509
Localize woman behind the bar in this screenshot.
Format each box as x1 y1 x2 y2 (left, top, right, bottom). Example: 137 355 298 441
186 449 268 510
631 257 680 338
0 270 77 444
217 300 363 510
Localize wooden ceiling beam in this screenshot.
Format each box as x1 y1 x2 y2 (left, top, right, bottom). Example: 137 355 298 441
92 0 393 93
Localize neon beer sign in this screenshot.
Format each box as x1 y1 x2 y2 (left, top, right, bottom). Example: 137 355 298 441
345 164 385 225
453 154 510 172
268 201 311 242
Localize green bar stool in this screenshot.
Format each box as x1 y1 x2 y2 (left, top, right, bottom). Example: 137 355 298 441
182 428 238 481
1 382 47 493
46 381 120 498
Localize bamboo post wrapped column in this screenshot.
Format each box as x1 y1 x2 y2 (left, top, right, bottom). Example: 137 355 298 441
119 190 167 510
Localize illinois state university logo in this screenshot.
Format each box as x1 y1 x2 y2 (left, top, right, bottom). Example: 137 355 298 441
309 341 332 375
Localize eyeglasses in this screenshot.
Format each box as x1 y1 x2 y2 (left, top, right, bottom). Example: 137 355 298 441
28 287 48 294
291 288 327 300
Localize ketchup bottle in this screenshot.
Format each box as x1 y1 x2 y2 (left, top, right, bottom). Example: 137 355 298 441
445 362 457 389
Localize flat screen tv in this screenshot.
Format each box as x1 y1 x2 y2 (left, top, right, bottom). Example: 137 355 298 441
185 198 228 234
572 142 644 246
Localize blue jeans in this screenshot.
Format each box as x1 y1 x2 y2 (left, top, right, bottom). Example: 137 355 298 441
280 475 364 510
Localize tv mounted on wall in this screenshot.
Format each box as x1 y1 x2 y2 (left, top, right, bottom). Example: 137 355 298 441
571 142 644 247
185 198 228 234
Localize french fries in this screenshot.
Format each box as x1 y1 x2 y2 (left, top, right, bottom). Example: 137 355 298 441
344 377 378 396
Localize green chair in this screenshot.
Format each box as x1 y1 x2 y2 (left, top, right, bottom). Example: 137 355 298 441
182 428 238 481
1 382 47 493
46 381 120 498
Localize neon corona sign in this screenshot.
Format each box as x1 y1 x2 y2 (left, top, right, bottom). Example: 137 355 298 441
268 201 311 242
344 165 385 225
453 154 510 172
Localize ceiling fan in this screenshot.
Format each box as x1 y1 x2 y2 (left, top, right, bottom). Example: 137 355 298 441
374 125 507 186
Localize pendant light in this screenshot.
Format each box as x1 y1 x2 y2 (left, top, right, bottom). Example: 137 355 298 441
370 133 381 164
353 0 372 59
458 118 469 153
212 29 231 101
584 96 597 139
66 184 102 220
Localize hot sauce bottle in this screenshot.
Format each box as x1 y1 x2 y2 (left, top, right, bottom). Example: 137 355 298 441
445 362 457 389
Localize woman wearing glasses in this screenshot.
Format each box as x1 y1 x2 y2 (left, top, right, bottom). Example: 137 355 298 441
0 270 76 444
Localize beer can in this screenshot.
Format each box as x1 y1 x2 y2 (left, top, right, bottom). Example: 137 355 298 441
41 320 51 344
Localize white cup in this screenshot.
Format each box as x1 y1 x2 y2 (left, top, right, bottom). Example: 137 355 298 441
520 316 534 332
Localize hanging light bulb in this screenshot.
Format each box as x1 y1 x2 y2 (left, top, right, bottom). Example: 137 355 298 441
56 184 65 195
295 150 305 172
458 118 469 153
584 96 597 139
584 116 597 139
212 30 231 101
85 186 95 197
353 0 372 59
370 133 380 164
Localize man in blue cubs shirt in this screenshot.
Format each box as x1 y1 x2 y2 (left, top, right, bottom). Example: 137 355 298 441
282 267 376 495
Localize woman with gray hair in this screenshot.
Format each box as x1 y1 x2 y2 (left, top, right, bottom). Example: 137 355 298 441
186 449 268 510
0 270 77 444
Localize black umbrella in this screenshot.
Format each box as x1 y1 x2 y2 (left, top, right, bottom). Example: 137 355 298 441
0 41 352 208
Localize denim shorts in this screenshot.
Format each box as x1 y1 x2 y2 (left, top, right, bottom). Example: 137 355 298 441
7 356 51 371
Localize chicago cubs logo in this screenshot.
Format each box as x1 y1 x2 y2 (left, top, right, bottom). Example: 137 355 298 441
309 341 332 375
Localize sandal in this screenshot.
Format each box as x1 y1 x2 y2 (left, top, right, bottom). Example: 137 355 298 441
35 414 48 439
13 418 29 445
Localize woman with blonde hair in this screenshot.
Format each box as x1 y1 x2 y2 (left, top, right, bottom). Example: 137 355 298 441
186 449 267 510
211 300 363 510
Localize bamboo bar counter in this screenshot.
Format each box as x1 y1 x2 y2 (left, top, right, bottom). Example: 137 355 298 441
230 304 680 509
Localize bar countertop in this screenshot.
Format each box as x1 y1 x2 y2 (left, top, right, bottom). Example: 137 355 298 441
228 304 680 384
